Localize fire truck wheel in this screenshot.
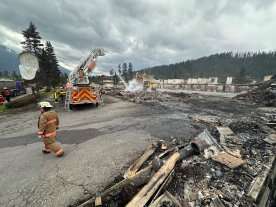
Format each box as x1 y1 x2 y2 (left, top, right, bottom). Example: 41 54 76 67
69 104 74 110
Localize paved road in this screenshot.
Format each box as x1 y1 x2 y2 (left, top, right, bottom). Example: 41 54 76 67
0 96 200 207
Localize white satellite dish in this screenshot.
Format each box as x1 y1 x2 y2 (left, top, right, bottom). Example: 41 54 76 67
18 52 39 80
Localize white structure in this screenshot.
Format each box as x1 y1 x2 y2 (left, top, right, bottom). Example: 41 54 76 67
187 78 197 84
26 87 33 94
164 79 185 84
226 77 233 85
264 75 273 81
187 77 218 84
168 79 185 84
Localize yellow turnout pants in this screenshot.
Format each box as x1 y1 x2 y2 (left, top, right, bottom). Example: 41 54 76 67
43 136 64 156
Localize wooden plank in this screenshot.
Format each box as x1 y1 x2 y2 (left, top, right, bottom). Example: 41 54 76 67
124 143 157 178
102 166 153 200
149 169 174 205
264 134 276 144
216 127 242 148
126 152 181 207
78 166 153 207
158 147 177 159
215 127 243 159
95 196 102 206
212 151 245 169
165 191 182 207
149 191 182 207
247 156 275 202
210 196 226 207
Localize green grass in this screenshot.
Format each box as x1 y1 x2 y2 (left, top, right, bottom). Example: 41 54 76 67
0 104 6 112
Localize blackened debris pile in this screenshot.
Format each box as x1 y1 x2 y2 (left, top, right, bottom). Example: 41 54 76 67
236 79 276 106
106 88 172 104
166 120 275 207
78 119 276 207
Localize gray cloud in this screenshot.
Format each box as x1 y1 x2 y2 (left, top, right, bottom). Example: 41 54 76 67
1 0 276 73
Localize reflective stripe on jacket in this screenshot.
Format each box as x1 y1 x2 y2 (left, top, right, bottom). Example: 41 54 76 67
44 131 57 138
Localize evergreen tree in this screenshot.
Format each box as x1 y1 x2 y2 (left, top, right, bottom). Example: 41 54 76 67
21 22 44 89
113 72 119 86
36 41 60 90
37 48 49 88
21 22 43 54
45 41 60 87
109 68 114 76
235 67 247 84
60 73 68 85
128 62 133 80
141 51 276 81
21 23 61 89
11 71 20 80
118 64 121 75
3 70 9 77
122 62 128 82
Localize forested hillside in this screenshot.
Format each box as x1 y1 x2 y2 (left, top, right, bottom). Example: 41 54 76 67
0 45 19 72
142 52 276 82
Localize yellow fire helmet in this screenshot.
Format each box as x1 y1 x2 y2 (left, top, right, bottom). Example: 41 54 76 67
38 101 53 108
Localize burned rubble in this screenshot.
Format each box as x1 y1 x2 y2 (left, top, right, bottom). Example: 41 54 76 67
236 78 276 107
89 87 276 207
167 120 275 207
105 88 174 104
76 115 276 207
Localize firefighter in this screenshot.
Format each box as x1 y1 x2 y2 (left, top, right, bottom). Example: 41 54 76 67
37 101 64 157
3 87 11 102
0 95 4 104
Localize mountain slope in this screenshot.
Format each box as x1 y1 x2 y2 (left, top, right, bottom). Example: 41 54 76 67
0 45 70 74
0 45 19 72
142 52 276 81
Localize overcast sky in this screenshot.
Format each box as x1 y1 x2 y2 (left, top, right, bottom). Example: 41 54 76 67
1 0 276 73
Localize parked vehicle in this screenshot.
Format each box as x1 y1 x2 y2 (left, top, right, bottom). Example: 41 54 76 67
270 83 276 95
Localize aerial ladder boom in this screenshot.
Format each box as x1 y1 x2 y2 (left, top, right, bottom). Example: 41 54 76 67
65 48 105 110
69 48 105 84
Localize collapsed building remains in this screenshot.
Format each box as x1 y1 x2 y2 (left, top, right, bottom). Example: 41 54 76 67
236 77 276 107
77 120 276 207
77 86 276 207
